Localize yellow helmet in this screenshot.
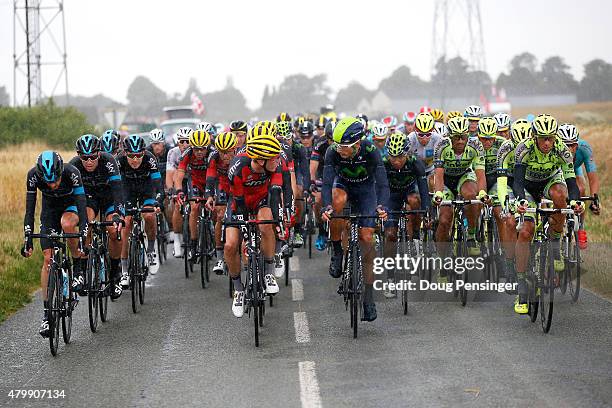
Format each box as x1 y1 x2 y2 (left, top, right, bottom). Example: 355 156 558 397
276 121 293 139
415 112 435 133
430 108 444 122
214 132 237 151
317 115 327 128
189 130 211 148
248 121 277 143
477 117 498 138
447 116 470 136
511 119 532 145
531 114 558 137
446 110 462 122
246 132 282 160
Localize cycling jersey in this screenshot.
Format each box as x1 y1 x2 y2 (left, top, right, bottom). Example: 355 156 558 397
496 139 517 206
166 146 183 171
292 141 311 188
513 136 579 202
574 139 596 176
24 163 88 250
117 151 161 207
481 136 507 188
433 137 485 177
405 131 443 174
69 152 124 216
383 155 431 208
205 149 232 201
228 153 283 217
178 147 210 193
321 140 390 210
311 138 331 181
146 143 172 178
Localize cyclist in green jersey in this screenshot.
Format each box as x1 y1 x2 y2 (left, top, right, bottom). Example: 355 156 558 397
432 116 487 277
496 119 532 285
464 105 483 138
513 114 585 314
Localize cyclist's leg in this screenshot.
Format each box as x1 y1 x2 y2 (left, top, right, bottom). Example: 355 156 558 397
328 181 348 277
546 174 569 272
406 189 421 238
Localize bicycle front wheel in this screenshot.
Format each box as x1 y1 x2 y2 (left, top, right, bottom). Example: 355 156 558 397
48 264 60 356
539 242 555 333
567 231 581 303
87 252 100 333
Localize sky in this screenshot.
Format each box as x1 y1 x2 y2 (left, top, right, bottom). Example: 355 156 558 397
1 0 612 109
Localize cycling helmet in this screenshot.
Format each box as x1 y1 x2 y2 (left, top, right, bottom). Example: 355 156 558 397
464 105 483 121
189 130 211 148
531 114 558 137
256 121 278 136
356 113 368 128
371 122 389 140
447 116 470 135
299 121 315 135
333 117 365 145
511 120 531 145
75 134 101 155
149 128 165 143
293 116 306 129
494 112 511 131
36 151 64 182
558 123 579 145
316 115 328 129
123 134 145 153
276 121 293 139
446 111 462 121
246 133 282 160
419 106 431 113
430 108 444 122
196 122 216 136
434 122 449 138
477 117 498 138
324 120 335 139
276 112 292 123
386 132 408 156
176 127 193 141
381 115 398 129
230 120 248 133
415 112 435 133
101 130 120 154
402 111 417 123
214 132 237 151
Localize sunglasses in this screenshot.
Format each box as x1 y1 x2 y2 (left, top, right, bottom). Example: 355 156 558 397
178 140 189 145
80 154 99 162
417 132 431 138
127 152 144 159
450 134 469 141
192 147 207 152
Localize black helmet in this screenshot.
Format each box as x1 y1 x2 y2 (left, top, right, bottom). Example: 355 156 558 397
36 151 64 183
298 121 315 135
123 134 145 153
75 134 101 155
101 129 120 153
229 120 248 133
356 113 369 128
324 120 335 139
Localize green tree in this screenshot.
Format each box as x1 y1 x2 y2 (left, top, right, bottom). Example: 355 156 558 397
259 74 331 117
379 65 428 98
538 56 578 94
126 76 167 117
497 52 539 95
202 82 251 122
334 81 373 112
579 59 612 102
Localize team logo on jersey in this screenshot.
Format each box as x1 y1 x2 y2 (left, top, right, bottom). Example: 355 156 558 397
105 161 115 173
70 172 80 186
28 174 38 188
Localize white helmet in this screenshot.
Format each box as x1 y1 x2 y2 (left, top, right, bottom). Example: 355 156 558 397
464 105 483 120
149 128 165 143
494 112 511 131
434 122 448 138
176 127 193 141
214 122 225 134
558 123 579 145
371 122 389 140
196 121 216 136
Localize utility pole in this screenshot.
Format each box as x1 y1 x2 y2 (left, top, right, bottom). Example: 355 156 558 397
13 0 69 107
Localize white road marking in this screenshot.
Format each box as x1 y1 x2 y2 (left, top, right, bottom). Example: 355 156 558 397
299 361 322 408
294 311 311 343
292 279 304 301
291 255 300 272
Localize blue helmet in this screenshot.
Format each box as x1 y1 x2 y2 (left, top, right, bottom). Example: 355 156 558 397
123 134 145 153
101 129 120 153
75 134 100 155
333 117 365 145
36 151 64 182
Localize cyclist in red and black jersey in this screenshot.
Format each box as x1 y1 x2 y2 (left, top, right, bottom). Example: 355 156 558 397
225 128 284 318
204 132 238 275
174 130 212 258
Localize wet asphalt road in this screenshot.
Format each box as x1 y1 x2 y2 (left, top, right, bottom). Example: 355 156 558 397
1 245 612 408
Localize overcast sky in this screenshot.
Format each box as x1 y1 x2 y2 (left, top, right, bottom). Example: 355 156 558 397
1 0 612 109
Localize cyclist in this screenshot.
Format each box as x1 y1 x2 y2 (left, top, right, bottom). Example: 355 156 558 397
118 134 162 285
22 151 88 337
197 121 217 139
464 105 483 138
101 129 121 157
225 130 284 318
205 131 238 275
513 114 584 314
446 111 462 123
558 123 600 215
292 121 314 247
496 119 531 287
369 122 389 155
174 130 213 260
356 113 369 130
321 117 389 322
382 132 432 297
315 115 328 138
430 108 445 123
405 112 443 190
432 116 487 280
434 122 449 138
494 112 511 140
310 120 334 251
147 128 173 230
381 115 398 132
400 111 417 135
229 120 248 148
69 135 125 299
166 127 193 257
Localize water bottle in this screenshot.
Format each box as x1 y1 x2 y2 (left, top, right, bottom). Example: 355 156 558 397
577 229 587 250
62 268 69 298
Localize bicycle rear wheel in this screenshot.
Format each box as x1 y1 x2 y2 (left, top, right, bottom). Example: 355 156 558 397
183 214 192 278
99 254 109 322
48 265 60 356
528 243 539 322
249 253 260 347
62 276 73 344
139 244 146 305
567 231 581 303
87 252 100 333
199 220 207 289
351 244 360 339
130 241 139 313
